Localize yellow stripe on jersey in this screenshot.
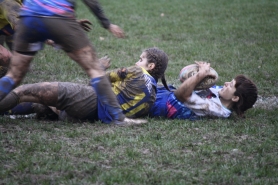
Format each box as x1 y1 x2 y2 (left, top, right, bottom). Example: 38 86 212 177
0 0 22 29
111 82 122 95
107 65 156 118
125 103 149 117
141 67 149 75
120 92 145 110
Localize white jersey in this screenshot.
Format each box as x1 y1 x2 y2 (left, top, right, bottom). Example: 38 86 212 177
184 88 231 118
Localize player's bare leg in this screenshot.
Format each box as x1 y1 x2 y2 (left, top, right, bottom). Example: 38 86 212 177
0 51 33 101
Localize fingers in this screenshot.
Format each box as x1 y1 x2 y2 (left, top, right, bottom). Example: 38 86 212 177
80 19 92 25
81 24 92 32
194 61 213 77
194 61 210 66
195 61 211 69
78 19 92 32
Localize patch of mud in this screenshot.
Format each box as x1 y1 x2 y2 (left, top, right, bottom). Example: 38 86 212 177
254 95 278 109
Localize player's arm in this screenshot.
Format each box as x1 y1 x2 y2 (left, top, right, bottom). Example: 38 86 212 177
82 0 125 38
174 62 214 103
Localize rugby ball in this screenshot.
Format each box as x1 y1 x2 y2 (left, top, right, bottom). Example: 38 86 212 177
179 64 218 90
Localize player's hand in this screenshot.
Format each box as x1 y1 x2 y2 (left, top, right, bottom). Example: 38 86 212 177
108 24 125 38
99 56 111 70
195 61 216 78
78 19 92 32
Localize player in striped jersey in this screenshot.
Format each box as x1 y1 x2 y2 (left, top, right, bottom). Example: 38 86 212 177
149 62 258 119
0 47 170 124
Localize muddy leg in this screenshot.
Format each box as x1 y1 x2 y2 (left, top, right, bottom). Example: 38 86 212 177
0 82 58 113
0 52 33 101
14 82 59 105
67 46 125 123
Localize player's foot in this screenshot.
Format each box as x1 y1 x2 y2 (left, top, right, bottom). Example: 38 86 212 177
114 117 147 126
33 103 59 120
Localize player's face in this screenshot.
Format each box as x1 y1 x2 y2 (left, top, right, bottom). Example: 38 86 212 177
135 52 153 70
219 79 237 101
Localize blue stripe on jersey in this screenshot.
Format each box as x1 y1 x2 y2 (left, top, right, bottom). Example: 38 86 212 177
20 0 75 17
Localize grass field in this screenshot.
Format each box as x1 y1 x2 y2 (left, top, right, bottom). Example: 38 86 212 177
1 0 278 184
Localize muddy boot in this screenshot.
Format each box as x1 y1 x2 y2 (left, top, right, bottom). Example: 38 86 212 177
32 103 59 121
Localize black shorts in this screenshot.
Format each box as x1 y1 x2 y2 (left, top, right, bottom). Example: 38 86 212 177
13 17 91 52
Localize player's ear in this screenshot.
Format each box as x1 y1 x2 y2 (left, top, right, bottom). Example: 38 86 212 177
148 63 155 70
232 96 239 102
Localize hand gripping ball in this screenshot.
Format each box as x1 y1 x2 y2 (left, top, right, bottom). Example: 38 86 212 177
179 64 218 90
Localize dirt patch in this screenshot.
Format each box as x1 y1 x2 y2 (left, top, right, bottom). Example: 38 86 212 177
254 95 278 109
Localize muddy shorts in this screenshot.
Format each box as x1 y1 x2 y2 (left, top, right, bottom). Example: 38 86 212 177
13 17 91 52
56 82 98 122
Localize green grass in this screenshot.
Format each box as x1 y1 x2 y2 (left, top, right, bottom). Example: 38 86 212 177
1 0 278 184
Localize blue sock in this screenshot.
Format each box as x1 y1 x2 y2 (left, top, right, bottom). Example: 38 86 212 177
90 76 124 123
0 76 15 100
4 102 34 115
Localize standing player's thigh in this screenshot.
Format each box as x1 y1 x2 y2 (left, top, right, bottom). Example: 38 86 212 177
13 17 46 53
43 18 91 52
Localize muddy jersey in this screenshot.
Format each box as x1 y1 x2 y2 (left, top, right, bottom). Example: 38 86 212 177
150 85 231 119
20 0 110 28
0 0 22 30
185 87 231 118
107 66 157 118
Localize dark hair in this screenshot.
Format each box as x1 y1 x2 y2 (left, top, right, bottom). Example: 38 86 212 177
232 75 258 117
144 47 170 91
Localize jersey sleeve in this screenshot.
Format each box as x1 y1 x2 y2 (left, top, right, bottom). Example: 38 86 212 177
82 0 110 29
106 69 122 83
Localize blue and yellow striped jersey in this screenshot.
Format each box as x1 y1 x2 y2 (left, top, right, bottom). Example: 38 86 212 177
107 65 157 118
0 0 22 29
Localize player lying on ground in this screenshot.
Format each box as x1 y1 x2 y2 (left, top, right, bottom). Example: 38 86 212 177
0 47 169 124
0 60 257 121
150 62 258 119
